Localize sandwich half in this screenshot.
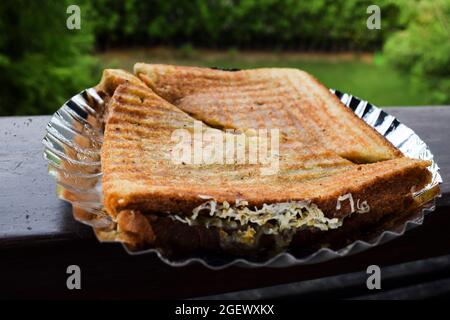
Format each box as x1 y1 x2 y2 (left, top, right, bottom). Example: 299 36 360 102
100 79 432 257
134 64 403 163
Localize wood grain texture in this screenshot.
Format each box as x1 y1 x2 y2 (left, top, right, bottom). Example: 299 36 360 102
0 107 449 299
0 116 93 247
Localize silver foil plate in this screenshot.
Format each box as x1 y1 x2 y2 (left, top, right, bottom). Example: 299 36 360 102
42 88 442 269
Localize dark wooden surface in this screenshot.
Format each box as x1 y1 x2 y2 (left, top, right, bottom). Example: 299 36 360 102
0 107 449 299
0 116 93 247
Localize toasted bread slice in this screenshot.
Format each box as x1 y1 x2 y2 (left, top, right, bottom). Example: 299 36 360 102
134 64 402 163
94 69 147 125
101 83 431 252
96 69 146 96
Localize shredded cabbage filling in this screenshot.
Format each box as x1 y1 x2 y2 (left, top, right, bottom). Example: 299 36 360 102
170 199 343 248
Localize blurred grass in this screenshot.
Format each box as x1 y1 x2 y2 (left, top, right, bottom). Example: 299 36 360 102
97 48 432 107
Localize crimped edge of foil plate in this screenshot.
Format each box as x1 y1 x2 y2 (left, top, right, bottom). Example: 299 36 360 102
42 87 442 269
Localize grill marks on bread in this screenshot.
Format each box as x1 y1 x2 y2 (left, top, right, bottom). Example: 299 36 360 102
102 84 431 220
134 64 402 163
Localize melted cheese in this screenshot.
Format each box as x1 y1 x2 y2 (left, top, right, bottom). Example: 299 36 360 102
172 199 342 237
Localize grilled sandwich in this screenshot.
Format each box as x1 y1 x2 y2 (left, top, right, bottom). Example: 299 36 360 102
100 78 432 257
134 64 403 163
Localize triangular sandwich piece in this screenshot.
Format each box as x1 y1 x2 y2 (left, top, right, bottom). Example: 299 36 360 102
134 64 402 163
101 83 431 256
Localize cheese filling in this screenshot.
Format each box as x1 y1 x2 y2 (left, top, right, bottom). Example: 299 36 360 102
171 199 343 248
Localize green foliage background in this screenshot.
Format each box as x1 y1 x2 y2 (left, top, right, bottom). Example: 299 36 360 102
0 0 448 116
0 0 98 116
90 0 403 50
384 0 450 104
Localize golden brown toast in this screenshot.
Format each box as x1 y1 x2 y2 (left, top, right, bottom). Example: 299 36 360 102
101 83 431 253
96 69 146 96
134 63 402 163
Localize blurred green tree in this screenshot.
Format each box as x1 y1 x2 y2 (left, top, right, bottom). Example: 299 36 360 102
384 0 450 104
0 0 97 115
0 0 448 116
88 0 402 50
